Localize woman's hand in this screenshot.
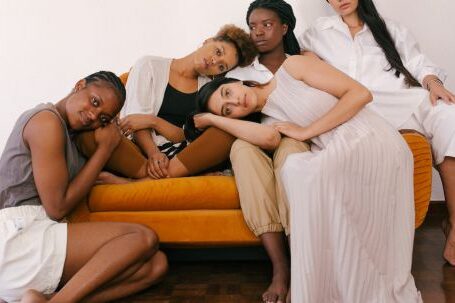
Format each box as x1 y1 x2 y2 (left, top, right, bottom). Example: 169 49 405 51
429 84 455 105
193 113 215 129
119 114 156 136
94 122 122 152
272 122 310 142
147 152 169 179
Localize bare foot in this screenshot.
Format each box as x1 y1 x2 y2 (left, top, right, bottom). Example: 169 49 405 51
262 270 289 303
443 219 455 266
20 289 48 303
96 171 131 185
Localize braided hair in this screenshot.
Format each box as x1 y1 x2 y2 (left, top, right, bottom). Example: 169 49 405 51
84 71 127 106
247 0 300 55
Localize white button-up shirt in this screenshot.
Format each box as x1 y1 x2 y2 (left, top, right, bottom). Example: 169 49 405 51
226 56 274 84
298 15 447 128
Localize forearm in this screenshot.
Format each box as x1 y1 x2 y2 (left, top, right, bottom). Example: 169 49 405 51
304 89 372 139
152 116 185 142
134 129 160 157
52 145 115 219
211 115 280 150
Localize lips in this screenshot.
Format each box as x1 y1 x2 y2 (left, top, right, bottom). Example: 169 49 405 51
203 58 209 70
340 3 350 9
80 112 90 127
254 40 267 47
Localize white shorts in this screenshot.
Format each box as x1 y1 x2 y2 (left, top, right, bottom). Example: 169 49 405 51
400 98 455 165
0 205 67 303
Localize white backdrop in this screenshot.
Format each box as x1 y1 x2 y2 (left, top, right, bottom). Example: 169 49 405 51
1 0 453 199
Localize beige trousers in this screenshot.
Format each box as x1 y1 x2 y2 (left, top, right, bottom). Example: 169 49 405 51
230 137 310 236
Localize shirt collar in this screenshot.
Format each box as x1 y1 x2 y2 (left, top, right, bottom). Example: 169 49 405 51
318 15 369 36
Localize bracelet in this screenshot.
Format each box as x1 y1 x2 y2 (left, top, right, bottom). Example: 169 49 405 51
426 78 444 91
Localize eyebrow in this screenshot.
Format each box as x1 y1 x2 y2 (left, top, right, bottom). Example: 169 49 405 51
95 94 114 120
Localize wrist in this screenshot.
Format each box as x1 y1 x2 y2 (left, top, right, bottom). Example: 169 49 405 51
426 78 444 91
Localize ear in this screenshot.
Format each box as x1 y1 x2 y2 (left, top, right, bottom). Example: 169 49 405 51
282 24 288 36
73 79 87 93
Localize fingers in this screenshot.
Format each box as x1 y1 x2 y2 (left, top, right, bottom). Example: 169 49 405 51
430 92 438 106
147 160 161 179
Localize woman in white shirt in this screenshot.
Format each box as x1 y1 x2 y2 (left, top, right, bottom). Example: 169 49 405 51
299 0 455 266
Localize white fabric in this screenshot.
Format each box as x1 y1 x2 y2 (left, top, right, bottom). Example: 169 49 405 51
0 205 67 303
299 15 446 128
121 55 210 146
226 56 274 84
400 99 455 164
262 66 421 302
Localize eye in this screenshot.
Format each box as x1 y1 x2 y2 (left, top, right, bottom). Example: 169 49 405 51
249 25 256 31
100 115 110 126
225 89 230 97
225 106 232 116
216 48 222 56
265 22 272 28
91 97 100 107
219 65 226 72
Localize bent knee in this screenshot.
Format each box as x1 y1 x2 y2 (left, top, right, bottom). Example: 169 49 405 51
230 139 263 161
130 224 159 253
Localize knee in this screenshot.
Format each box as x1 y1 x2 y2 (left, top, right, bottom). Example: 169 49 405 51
230 139 261 162
131 224 159 255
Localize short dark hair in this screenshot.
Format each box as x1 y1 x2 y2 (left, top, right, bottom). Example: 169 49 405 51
84 71 127 107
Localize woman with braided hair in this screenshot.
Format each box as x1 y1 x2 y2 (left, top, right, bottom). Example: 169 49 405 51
224 1 309 302
0 71 167 303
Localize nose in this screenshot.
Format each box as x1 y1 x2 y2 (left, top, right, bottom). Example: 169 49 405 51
87 109 99 122
254 26 264 37
211 56 219 65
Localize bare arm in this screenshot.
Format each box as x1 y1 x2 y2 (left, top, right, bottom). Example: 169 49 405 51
194 113 281 151
24 111 120 220
277 55 372 140
120 114 185 143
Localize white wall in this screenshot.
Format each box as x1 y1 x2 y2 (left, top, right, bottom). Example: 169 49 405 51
1 0 453 199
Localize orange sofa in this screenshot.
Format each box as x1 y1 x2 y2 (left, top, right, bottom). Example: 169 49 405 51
69 130 433 247
69 72 433 247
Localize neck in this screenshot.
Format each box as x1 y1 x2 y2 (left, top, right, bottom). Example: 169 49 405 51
259 46 287 74
55 99 69 126
341 11 363 28
171 54 199 79
251 80 276 111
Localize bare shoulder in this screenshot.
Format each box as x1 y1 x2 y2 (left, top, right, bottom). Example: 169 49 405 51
282 55 324 80
23 110 65 149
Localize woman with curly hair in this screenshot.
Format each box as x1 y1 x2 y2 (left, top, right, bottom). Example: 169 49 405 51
78 25 257 182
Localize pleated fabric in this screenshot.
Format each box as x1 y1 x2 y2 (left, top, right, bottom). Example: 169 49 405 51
261 67 422 303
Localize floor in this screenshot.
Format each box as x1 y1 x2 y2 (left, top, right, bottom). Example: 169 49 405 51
116 202 455 303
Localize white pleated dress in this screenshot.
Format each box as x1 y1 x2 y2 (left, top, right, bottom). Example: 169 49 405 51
261 67 422 303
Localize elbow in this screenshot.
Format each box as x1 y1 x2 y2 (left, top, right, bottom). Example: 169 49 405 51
43 204 67 221
260 131 281 151
361 87 373 105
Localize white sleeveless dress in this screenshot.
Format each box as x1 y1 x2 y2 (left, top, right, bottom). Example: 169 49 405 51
261 67 422 303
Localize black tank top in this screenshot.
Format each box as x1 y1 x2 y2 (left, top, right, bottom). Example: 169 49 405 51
157 84 196 127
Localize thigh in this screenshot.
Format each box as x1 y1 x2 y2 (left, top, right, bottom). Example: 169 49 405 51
76 131 147 178
175 127 235 175
60 222 154 285
273 137 310 170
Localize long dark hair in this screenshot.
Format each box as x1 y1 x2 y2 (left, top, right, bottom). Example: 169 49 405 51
184 77 262 142
353 0 420 87
247 0 301 55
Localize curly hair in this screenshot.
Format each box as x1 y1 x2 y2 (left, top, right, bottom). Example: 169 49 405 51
214 24 258 67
